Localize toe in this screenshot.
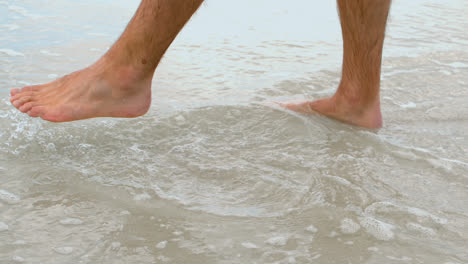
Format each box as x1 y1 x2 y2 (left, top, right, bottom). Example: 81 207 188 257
19 102 36 113
10 91 35 103
11 85 40 97
12 95 34 108
28 106 45 118
10 88 20 96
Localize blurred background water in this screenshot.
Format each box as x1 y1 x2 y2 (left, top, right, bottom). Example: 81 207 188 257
0 0 467 263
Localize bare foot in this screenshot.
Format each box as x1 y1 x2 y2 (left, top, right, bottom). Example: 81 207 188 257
9 60 152 122
280 91 382 129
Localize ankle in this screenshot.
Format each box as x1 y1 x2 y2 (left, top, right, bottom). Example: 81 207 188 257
334 81 380 113
89 57 153 93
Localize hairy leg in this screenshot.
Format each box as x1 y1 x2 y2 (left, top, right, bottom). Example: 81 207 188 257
283 0 391 128
10 0 203 122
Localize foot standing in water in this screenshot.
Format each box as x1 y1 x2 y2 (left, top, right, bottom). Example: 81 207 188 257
10 0 391 128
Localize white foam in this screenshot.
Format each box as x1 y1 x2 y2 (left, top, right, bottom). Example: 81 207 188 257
157 255 170 262
406 222 436 237
12 256 25 263
120 210 130 215
386 255 412 261
0 221 8 231
172 231 183 236
266 236 288 246
54 247 74 255
134 193 151 201
407 207 448 225
359 217 394 241
59 218 83 225
40 50 61 57
448 62 468 68
400 102 417 109
340 218 361 234
0 189 20 203
241 242 258 249
156 241 168 249
367 247 379 252
305 224 318 233
17 81 31 86
0 49 24 57
47 74 58 79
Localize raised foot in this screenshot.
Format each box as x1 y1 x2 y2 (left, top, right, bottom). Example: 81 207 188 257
9 62 152 122
280 96 383 129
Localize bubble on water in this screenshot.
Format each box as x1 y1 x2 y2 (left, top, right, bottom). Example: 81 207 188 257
340 218 361 234
12 256 25 263
111 242 121 250
359 217 395 241
47 74 58 79
367 247 379 252
175 115 186 124
133 193 151 201
305 224 318 233
241 242 258 249
46 143 56 152
344 241 354 245
0 189 20 204
54 247 74 255
0 48 24 57
0 221 9 231
120 210 131 216
266 236 288 246
173 231 183 236
59 218 83 225
156 241 168 249
54 247 73 255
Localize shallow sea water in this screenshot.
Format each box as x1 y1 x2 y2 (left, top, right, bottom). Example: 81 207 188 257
1 0 468 263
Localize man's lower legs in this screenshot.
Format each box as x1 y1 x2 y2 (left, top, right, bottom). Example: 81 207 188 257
283 0 391 128
10 0 203 122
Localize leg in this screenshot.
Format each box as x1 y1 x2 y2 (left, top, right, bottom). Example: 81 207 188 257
283 0 391 128
10 0 203 122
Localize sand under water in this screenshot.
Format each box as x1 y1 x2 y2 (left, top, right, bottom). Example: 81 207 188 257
1 0 467 263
